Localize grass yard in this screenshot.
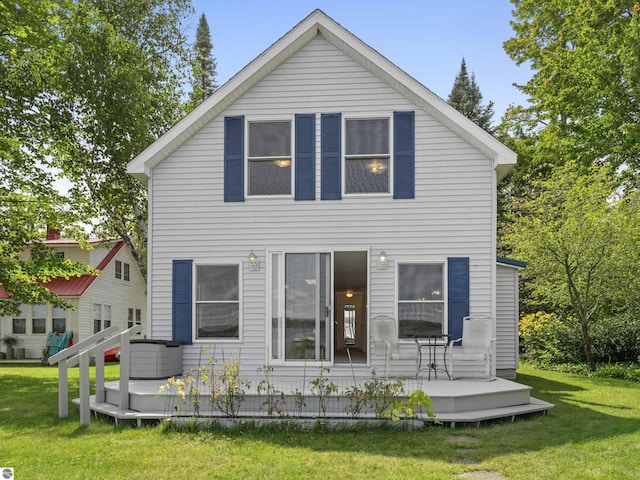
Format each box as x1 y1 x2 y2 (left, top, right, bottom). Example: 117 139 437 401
1 364 639 479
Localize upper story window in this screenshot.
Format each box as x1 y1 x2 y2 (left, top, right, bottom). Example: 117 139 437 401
195 264 240 340
115 260 130 281
345 118 390 194
248 121 292 196
397 264 444 338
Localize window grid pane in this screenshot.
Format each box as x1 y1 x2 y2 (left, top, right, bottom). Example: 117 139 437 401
196 303 240 338
93 303 101 333
33 318 46 334
398 303 444 338
249 121 291 157
248 160 291 196
346 119 389 155
196 265 239 301
345 158 389 193
399 264 443 300
52 318 66 333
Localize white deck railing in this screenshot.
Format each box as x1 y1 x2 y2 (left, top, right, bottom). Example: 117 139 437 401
47 324 142 426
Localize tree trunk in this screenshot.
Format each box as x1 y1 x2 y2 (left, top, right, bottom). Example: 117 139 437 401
578 316 597 372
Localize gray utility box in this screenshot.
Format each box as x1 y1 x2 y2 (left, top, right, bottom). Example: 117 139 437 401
129 339 183 379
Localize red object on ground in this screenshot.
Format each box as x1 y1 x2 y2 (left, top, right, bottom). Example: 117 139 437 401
104 346 120 362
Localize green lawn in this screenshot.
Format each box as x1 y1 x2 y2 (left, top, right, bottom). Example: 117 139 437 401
1 364 639 479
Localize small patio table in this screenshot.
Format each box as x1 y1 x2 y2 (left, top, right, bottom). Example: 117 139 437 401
414 335 451 380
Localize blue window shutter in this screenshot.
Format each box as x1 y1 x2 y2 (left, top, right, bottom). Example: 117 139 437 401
448 257 469 343
321 113 341 200
394 111 415 199
172 259 193 345
295 114 315 200
224 116 244 202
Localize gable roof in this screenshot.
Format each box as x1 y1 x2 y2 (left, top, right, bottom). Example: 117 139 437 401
0 241 125 300
127 9 517 183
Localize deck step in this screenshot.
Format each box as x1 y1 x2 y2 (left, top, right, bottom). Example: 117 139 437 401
85 377 554 427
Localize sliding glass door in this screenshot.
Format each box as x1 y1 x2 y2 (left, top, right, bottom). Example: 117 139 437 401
270 252 332 362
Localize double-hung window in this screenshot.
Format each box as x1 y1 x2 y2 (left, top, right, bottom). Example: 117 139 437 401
248 121 292 196
12 304 27 334
32 303 47 334
93 303 102 333
345 118 390 194
52 307 66 333
397 264 445 338
195 265 240 340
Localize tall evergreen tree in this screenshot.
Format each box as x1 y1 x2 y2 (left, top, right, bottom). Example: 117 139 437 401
188 13 218 109
447 58 495 132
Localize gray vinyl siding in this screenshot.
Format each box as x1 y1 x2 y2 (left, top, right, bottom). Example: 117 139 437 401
496 264 519 377
149 36 496 376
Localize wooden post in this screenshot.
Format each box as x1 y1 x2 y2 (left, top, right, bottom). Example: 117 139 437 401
79 350 91 426
119 331 130 411
95 347 105 403
58 360 69 418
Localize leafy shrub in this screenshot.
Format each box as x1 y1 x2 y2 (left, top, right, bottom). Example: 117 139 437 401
532 361 640 382
589 307 640 363
519 312 583 366
520 307 640 367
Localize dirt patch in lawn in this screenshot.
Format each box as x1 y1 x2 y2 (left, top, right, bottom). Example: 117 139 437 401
460 471 511 480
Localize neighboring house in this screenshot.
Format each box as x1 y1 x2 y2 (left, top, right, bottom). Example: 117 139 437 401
0 228 147 358
127 10 520 380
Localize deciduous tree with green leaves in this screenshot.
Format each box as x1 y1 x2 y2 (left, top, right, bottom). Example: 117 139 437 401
43 0 193 282
504 162 640 371
1 0 193 314
503 0 640 181
0 0 93 314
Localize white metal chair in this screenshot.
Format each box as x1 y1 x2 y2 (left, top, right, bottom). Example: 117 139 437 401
448 315 496 380
371 315 414 377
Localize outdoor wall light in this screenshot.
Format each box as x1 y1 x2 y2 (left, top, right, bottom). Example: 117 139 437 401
248 250 260 271
377 251 388 270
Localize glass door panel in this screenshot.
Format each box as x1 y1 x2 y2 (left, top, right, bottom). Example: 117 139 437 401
284 253 331 361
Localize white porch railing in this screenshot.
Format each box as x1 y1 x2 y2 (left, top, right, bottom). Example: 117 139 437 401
47 324 142 426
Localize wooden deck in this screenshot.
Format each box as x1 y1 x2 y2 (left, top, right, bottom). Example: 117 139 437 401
76 375 554 428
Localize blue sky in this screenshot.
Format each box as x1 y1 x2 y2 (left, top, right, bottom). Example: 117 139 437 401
189 0 530 121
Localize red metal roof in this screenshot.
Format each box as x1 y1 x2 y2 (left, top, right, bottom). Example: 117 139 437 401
0 241 126 299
